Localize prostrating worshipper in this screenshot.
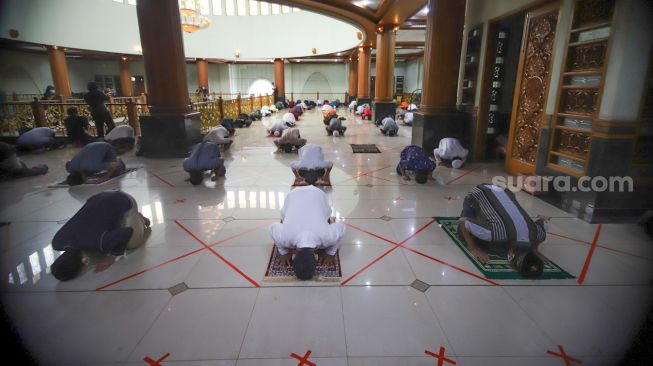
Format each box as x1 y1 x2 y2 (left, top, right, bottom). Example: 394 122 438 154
221 118 236 136
458 184 548 278
434 137 469 169
403 111 414 126
64 107 95 147
326 116 347 136
204 125 233 150
288 100 296 108
348 100 357 113
332 99 341 109
317 98 323 106
65 141 125 185
298 100 307 110
50 190 151 281
275 101 284 111
400 100 409 109
235 113 253 128
282 112 297 127
396 145 436 184
290 144 333 186
323 99 330 106
268 184 346 279
0 142 48 179
322 109 337 125
16 127 60 152
361 104 372 120
104 125 135 154
250 109 262 121
293 103 303 117
306 100 316 110
408 103 418 111
183 141 225 185
379 116 399 136
84 82 115 138
267 118 292 137
355 104 365 115
261 105 272 116
274 128 306 153
396 106 407 122
321 103 333 112
270 104 279 113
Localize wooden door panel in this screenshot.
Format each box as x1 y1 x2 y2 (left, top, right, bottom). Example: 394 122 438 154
506 4 561 175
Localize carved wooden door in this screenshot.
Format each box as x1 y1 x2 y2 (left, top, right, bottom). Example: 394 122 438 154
506 4 561 175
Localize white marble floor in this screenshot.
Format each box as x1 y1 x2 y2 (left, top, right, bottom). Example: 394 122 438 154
1 107 651 366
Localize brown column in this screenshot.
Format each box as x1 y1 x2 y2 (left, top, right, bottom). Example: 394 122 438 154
119 57 133 97
136 0 200 158
420 0 466 114
196 58 209 91
46 46 71 98
411 0 467 153
274 58 285 101
136 0 190 115
374 25 396 102
348 59 358 102
357 46 372 102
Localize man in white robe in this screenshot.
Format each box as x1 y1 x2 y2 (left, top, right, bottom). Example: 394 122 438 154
290 144 333 186
269 185 346 279
434 137 469 169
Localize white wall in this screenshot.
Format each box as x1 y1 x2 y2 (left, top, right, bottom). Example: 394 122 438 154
404 57 423 93
599 0 653 121
0 49 53 94
284 63 347 101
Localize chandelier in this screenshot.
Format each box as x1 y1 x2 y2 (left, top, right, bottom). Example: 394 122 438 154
179 0 211 33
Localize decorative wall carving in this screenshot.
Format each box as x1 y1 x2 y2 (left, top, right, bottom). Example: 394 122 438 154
510 11 558 165
557 129 591 158
567 43 607 71
561 88 599 114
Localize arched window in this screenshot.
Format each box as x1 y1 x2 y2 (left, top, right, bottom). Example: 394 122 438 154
247 79 274 96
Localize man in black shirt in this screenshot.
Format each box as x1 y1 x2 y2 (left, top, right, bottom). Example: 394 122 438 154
83 82 115 138
64 107 95 146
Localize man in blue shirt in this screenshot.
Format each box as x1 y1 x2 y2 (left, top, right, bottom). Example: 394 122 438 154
183 141 225 185
65 141 125 185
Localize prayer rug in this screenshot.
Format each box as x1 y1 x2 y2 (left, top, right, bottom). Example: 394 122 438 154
264 245 342 282
350 144 381 153
48 167 139 188
434 217 575 280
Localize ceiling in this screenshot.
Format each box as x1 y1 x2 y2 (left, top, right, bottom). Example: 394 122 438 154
0 0 429 64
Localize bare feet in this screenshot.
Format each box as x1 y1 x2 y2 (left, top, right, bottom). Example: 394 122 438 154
317 252 336 266
470 247 489 264
94 255 117 272
277 252 293 266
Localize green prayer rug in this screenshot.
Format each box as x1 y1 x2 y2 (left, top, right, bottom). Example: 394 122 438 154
434 217 575 280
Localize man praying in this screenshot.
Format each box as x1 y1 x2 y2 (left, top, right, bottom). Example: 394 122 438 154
290 144 333 186
65 141 125 185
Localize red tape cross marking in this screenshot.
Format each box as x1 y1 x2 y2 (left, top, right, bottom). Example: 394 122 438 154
342 221 499 286
547 345 582 365
444 167 480 185
425 347 457 366
577 224 602 285
174 220 260 287
96 221 270 291
143 352 170 366
336 165 391 184
290 350 316 366
148 171 175 187
548 231 653 262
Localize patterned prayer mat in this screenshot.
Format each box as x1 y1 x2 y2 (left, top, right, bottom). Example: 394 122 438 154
264 245 342 282
48 167 139 188
350 144 381 153
435 217 575 280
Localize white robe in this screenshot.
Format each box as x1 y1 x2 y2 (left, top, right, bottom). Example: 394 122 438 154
290 144 333 170
269 185 345 255
434 138 469 163
261 106 271 116
105 125 134 141
282 112 296 124
267 119 290 134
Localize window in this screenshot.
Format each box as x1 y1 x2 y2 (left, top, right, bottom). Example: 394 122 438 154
213 0 223 15
247 79 274 96
260 1 269 15
225 0 235 15
271 3 280 14
199 0 210 14
236 0 246 15
249 0 258 15
281 5 290 13
127 0 136 4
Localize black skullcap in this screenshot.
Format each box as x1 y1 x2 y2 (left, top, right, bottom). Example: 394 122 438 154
293 248 316 280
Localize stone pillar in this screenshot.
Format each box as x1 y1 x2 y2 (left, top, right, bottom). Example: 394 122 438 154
196 58 209 92
46 46 72 98
373 25 397 122
412 0 467 154
356 46 372 105
274 58 285 102
136 0 200 157
119 57 133 97
348 59 358 103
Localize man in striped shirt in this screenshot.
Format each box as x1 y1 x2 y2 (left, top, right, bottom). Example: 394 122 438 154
458 184 548 278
